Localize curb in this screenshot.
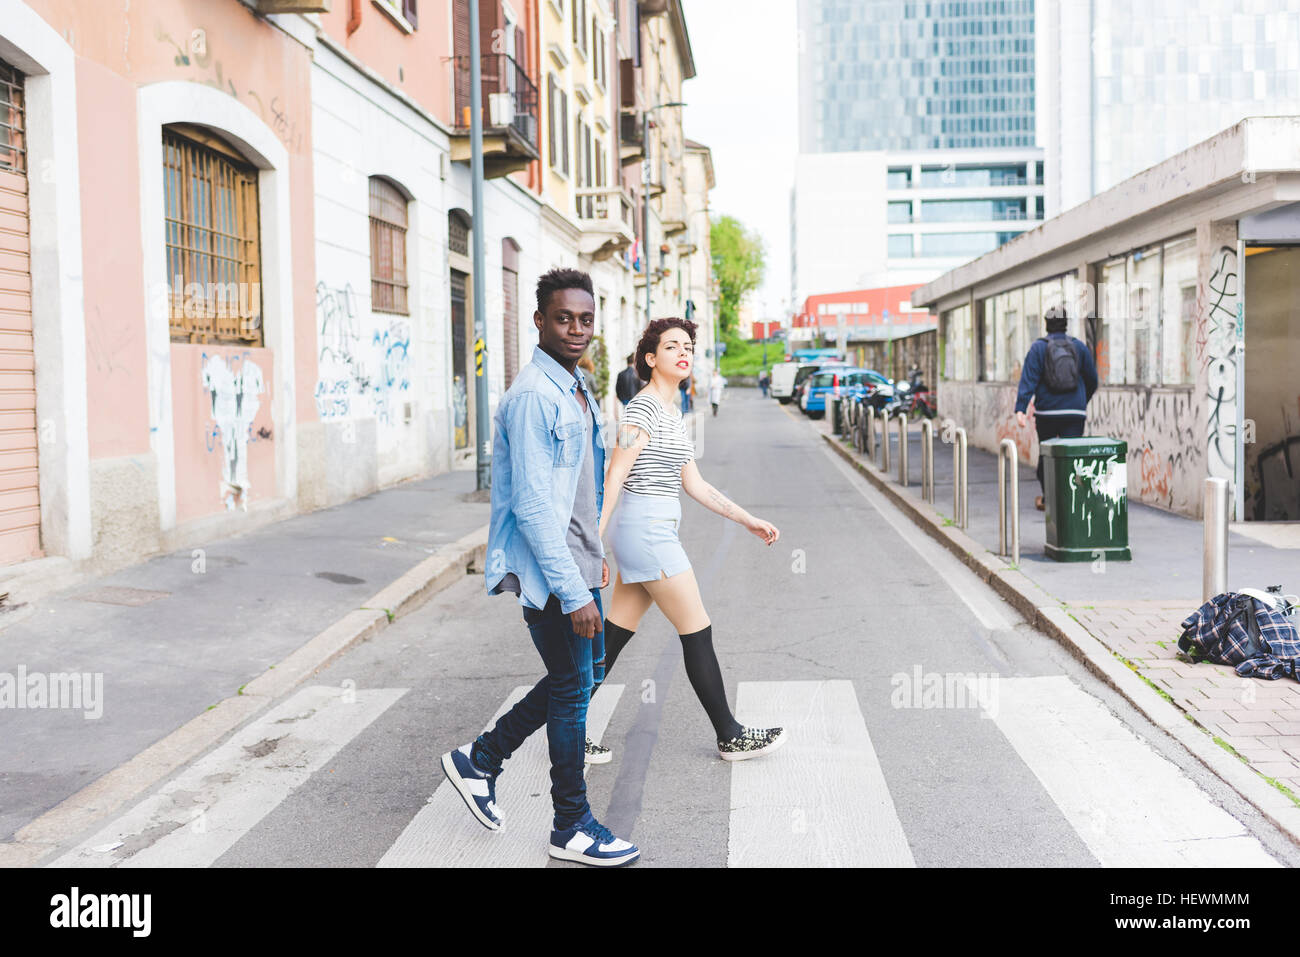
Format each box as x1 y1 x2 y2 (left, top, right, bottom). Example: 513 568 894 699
0 525 489 868
816 425 1300 849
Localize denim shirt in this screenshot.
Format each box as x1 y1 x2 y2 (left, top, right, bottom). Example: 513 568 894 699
485 343 607 614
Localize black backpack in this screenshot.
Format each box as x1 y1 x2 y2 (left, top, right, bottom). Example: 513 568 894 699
1039 337 1080 393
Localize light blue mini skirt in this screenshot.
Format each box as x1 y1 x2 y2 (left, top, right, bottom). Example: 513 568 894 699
609 489 692 583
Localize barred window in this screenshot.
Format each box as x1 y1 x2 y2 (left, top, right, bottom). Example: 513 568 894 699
163 126 262 344
0 60 24 174
449 210 470 256
369 177 409 314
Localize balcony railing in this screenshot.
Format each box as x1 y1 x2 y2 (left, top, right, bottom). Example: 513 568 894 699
575 187 636 260
453 54 539 153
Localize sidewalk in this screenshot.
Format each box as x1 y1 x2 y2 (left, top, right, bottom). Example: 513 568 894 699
0 467 491 850
814 409 1300 828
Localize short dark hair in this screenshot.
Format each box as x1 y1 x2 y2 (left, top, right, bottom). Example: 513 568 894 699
1044 305 1068 333
536 267 593 314
625 353 635 365
634 317 697 381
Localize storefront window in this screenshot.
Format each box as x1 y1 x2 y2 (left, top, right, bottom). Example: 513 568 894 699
943 304 973 381
1097 259 1127 385
1160 235 1197 385
1128 244 1162 386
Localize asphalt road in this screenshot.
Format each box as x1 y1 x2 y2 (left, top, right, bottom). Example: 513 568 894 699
43 390 1300 868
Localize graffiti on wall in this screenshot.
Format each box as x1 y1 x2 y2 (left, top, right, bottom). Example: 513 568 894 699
942 380 1202 514
1198 245 1239 480
201 353 265 512
156 25 304 152
314 281 412 425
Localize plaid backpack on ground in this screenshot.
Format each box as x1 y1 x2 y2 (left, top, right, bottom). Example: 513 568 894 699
1178 591 1300 679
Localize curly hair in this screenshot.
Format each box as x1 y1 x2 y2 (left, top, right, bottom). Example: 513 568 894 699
634 317 698 382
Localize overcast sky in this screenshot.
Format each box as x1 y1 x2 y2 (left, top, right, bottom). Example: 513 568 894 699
682 0 799 320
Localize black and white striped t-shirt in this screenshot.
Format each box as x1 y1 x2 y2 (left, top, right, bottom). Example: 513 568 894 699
621 392 694 497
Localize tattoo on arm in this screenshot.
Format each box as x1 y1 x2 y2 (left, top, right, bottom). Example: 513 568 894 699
618 424 647 449
707 487 737 520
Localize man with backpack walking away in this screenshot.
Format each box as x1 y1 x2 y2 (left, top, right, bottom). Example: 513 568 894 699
1014 306 1099 511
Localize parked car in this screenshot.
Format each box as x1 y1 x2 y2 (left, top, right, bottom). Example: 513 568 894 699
770 361 821 404
793 362 851 414
800 367 888 418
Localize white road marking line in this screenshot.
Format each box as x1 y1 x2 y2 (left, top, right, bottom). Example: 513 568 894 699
50 686 407 868
822 443 1014 632
377 682 625 867
989 675 1281 867
728 680 916 868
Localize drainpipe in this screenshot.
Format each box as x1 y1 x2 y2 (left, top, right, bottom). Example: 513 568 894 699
347 0 362 36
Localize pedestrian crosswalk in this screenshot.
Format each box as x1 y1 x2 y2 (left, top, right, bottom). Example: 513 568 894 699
377 682 625 868
44 676 1282 868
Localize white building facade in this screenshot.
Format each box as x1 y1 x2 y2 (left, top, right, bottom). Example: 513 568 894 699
791 146 1044 304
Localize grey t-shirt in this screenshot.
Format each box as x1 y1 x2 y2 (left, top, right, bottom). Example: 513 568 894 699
499 395 604 604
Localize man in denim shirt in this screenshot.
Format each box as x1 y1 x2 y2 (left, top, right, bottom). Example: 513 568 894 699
440 267 639 867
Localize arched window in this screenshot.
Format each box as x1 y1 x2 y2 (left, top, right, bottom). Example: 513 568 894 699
448 209 471 256
163 124 262 345
369 176 409 314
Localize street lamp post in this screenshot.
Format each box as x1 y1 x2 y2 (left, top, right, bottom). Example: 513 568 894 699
469 0 490 490
642 101 686 326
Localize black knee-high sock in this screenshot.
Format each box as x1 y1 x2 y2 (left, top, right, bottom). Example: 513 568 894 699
592 620 636 693
678 625 743 741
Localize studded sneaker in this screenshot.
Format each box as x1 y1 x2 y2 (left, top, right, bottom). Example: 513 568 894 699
717 726 788 762
549 811 640 867
584 737 612 765
440 743 502 830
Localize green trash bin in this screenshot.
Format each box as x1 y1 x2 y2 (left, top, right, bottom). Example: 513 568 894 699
1041 437 1132 562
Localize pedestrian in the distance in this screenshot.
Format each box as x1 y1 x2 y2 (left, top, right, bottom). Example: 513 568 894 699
1014 305 1099 511
709 368 726 417
594 317 787 762
758 367 770 398
679 372 691 414
441 267 639 867
615 352 641 412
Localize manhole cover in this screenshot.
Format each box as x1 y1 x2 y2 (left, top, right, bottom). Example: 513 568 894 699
315 572 366 585
75 586 171 606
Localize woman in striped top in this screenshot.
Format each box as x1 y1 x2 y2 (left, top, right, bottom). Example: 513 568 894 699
594 318 787 762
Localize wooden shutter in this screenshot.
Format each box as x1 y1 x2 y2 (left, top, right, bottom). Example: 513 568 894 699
0 59 40 563
547 74 557 167
369 177 409 314
561 90 569 174
502 238 519 389
453 0 470 59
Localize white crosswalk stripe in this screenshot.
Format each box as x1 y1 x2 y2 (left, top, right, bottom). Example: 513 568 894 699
377 682 625 867
49 685 407 868
39 675 1285 868
728 680 916 867
987 675 1281 867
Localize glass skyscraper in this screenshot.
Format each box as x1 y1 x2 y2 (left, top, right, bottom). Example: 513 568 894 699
798 0 1036 153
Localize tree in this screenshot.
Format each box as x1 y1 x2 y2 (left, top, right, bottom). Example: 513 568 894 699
710 215 765 337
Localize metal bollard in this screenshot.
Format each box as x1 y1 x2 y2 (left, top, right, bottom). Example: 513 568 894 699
881 411 891 473
1203 477 1230 601
920 419 934 503
997 438 1020 565
865 407 876 458
898 413 909 486
953 427 968 528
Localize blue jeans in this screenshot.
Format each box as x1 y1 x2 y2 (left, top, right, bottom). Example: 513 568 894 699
473 587 603 829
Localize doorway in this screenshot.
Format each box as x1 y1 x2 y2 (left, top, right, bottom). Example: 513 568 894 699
1244 245 1300 520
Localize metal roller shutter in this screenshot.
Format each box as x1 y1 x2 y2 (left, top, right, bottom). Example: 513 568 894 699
0 60 40 564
